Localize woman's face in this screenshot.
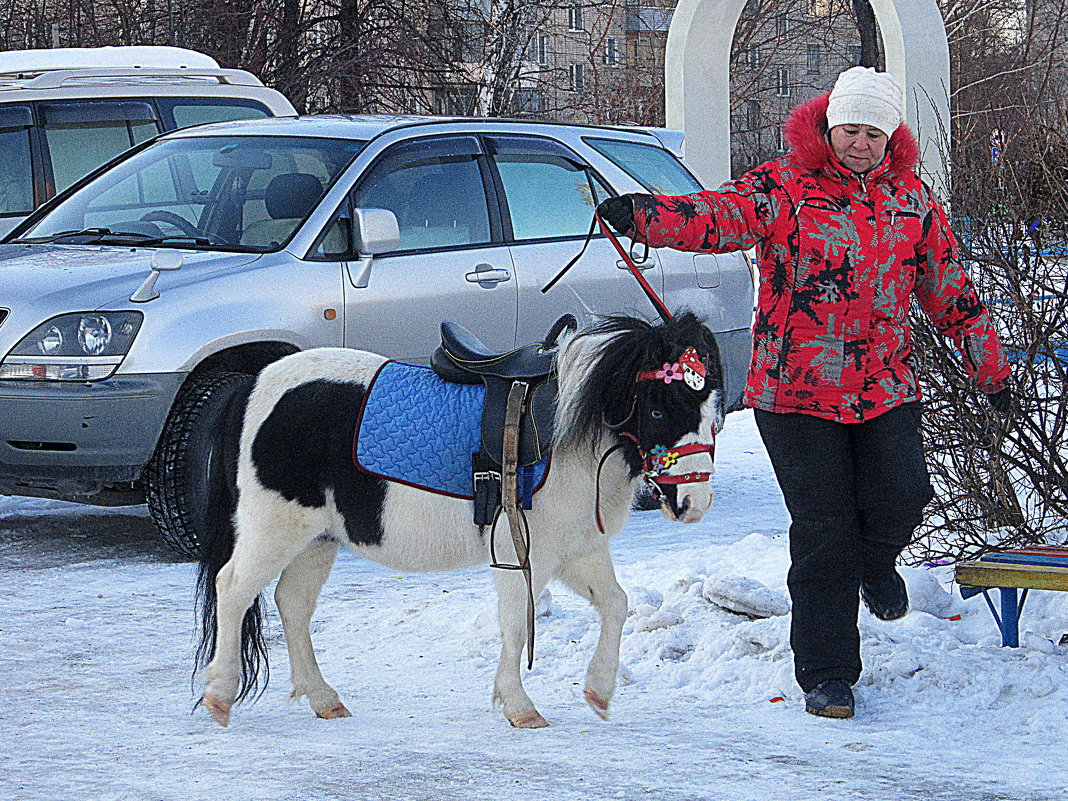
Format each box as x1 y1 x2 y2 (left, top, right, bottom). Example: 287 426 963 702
829 124 889 174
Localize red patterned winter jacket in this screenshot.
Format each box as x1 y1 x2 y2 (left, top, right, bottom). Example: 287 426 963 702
632 93 1009 423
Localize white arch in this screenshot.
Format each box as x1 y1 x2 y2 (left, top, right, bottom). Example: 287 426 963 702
664 0 949 197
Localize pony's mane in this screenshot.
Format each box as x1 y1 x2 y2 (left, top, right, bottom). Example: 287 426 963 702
553 310 716 452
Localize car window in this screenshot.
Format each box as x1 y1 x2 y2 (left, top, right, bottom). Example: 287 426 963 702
352 136 491 252
40 101 162 194
161 99 273 130
19 135 365 252
487 135 610 240
0 107 34 215
583 137 704 195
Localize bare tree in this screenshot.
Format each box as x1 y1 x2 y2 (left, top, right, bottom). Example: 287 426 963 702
908 123 1068 560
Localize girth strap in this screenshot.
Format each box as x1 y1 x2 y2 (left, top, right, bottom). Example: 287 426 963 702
494 380 537 670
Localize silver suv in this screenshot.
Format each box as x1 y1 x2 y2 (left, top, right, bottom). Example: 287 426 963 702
0 115 754 556
0 45 295 236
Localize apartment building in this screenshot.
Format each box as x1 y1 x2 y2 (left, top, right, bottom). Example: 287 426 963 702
521 0 861 177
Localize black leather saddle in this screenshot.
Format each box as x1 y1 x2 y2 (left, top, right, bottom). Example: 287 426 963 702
431 317 574 526
431 322 557 384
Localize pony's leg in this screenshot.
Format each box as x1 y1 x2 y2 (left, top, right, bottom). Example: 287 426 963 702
202 503 320 727
492 557 556 729
273 535 349 719
556 542 628 720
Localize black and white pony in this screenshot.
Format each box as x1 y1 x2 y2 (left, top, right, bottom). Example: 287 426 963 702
196 311 723 729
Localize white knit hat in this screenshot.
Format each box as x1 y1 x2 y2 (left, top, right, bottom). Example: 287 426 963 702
826 66 903 136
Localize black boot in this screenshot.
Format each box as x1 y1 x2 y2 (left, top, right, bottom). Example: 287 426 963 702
861 569 909 621
804 680 855 719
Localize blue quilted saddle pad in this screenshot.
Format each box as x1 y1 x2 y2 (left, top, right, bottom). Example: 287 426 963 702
353 361 547 500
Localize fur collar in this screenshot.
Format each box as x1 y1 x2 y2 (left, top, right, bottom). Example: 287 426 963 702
782 91 919 179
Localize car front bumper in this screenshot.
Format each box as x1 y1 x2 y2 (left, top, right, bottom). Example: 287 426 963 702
0 372 184 501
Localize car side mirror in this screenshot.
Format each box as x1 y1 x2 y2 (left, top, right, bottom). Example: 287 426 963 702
353 208 400 256
348 208 400 289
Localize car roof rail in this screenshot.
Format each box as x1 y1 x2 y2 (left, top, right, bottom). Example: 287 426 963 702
1 67 267 90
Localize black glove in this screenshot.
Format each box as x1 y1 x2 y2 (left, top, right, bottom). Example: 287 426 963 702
986 387 1012 419
596 195 635 235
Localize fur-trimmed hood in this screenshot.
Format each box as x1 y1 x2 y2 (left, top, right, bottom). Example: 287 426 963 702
782 91 919 179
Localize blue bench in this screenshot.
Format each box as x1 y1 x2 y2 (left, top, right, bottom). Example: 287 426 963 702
955 547 1068 647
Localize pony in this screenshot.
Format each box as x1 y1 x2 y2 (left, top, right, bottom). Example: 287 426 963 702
195 311 724 729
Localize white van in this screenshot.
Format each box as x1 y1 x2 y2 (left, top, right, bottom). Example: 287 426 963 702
0 45 295 236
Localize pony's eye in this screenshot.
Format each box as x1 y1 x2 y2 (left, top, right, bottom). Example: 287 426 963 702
650 409 664 420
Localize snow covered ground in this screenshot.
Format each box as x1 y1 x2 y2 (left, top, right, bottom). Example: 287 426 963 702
2 410 1066 801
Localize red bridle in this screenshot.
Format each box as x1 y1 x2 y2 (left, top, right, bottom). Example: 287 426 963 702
619 432 716 488
594 361 717 532
625 362 717 492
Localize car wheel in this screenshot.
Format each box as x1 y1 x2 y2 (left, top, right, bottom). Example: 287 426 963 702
144 371 253 558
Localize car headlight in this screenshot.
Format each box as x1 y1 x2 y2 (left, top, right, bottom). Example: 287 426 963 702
0 311 143 381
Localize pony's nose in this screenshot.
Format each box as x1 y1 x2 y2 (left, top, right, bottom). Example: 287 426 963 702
674 490 713 524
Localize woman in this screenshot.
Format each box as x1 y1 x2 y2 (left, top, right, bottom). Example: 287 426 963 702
598 67 1010 718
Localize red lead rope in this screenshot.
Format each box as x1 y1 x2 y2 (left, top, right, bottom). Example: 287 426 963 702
541 210 674 325
595 213 674 323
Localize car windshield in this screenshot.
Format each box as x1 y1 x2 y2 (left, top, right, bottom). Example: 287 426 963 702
15 134 367 252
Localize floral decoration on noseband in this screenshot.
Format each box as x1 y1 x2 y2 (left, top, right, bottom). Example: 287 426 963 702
647 444 680 476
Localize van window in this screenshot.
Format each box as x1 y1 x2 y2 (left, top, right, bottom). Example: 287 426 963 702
160 98 273 131
40 101 162 194
353 136 491 252
583 137 704 195
0 106 34 215
487 135 610 240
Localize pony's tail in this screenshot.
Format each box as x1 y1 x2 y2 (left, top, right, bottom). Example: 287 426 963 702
193 373 270 704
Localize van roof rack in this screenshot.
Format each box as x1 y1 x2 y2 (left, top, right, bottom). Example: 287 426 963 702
0 45 222 75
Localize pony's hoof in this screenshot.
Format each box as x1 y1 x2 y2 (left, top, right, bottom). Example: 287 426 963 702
315 702 352 719
203 695 232 728
585 689 611 720
508 710 549 729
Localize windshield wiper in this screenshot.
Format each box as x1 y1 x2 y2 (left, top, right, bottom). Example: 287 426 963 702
138 234 215 247
15 227 157 245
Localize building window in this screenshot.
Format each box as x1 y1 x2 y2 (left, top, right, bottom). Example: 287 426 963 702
775 15 790 37
745 100 760 131
513 89 542 115
603 37 619 65
776 68 791 97
567 6 584 31
776 125 786 152
569 63 585 91
744 47 759 71
849 45 863 65
536 34 549 66
806 44 820 74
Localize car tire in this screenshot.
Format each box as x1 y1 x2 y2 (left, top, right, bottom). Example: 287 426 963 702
144 371 253 559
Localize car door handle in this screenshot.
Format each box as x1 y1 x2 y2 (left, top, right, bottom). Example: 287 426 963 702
465 265 511 285
617 259 655 271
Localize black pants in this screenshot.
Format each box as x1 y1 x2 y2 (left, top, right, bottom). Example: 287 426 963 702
754 403 934 692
